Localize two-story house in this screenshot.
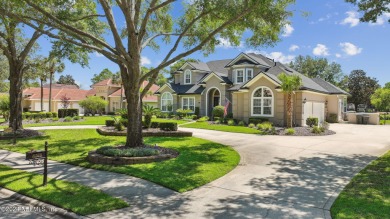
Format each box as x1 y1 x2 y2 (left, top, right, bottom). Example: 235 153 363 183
155 52 348 126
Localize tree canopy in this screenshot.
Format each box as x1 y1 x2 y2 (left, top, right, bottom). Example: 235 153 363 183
58 74 78 86
371 87 390 112
289 55 343 85
91 68 114 85
345 0 390 23
347 70 380 108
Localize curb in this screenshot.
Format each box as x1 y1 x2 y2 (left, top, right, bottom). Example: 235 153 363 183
0 187 84 219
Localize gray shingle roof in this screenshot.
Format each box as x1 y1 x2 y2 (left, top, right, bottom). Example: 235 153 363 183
312 78 349 95
188 62 210 72
169 83 204 95
206 59 230 75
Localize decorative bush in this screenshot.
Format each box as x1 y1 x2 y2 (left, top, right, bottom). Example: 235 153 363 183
192 115 198 120
197 116 209 122
115 123 124 131
238 121 245 126
58 109 79 118
212 106 225 119
226 113 233 119
144 115 152 128
257 122 273 132
22 112 30 120
227 119 235 126
52 112 58 118
248 117 269 125
64 116 73 122
311 126 322 134
306 117 318 127
285 128 295 135
150 122 159 128
214 120 220 124
248 123 255 128
321 121 329 130
159 122 178 131
327 113 338 123
120 118 128 127
117 109 128 119
52 117 59 121
39 112 47 118
176 108 193 118
73 116 80 120
105 120 115 127
34 118 41 123
96 146 159 157
46 112 53 118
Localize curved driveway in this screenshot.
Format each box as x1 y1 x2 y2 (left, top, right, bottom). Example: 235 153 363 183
3 124 390 218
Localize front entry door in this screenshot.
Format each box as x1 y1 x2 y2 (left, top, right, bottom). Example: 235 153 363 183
213 96 220 107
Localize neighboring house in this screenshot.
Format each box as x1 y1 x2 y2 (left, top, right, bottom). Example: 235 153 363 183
155 52 349 126
22 80 159 115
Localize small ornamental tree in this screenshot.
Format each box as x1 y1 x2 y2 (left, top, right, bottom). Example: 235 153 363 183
60 95 71 109
278 73 302 128
79 96 108 115
371 88 390 112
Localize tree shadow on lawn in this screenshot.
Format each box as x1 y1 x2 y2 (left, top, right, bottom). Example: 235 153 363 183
204 153 376 218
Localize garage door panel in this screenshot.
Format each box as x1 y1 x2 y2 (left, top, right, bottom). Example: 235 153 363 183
303 102 325 126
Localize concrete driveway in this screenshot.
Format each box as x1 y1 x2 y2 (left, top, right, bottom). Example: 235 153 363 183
1 124 389 218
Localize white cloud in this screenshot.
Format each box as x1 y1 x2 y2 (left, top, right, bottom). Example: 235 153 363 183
341 11 360 27
282 24 294 37
335 53 342 58
313 44 330 56
246 49 295 64
289 44 300 52
216 37 243 49
339 42 362 56
141 56 151 65
94 52 104 57
369 13 390 26
318 14 332 22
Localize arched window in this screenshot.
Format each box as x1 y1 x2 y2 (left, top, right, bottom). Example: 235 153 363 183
252 87 273 116
161 92 173 112
184 69 192 84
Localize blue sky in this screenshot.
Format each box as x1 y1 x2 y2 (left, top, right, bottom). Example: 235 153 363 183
35 0 390 89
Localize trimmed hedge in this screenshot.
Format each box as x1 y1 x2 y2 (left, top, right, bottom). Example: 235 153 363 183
58 109 79 118
306 117 318 127
159 122 178 131
327 113 338 123
248 117 269 125
151 122 160 128
22 112 58 120
105 120 115 127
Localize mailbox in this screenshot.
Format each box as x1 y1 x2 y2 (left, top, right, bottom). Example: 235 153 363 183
26 150 46 160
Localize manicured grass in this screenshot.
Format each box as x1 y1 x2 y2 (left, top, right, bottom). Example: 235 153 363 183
330 150 390 219
380 120 390 125
0 164 128 215
181 121 261 134
0 129 240 192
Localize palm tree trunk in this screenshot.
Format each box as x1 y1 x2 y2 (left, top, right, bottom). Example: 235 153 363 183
49 72 53 112
40 79 43 112
287 93 292 128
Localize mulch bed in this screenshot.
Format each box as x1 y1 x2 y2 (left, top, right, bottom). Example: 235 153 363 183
0 129 43 140
276 127 336 136
0 118 85 126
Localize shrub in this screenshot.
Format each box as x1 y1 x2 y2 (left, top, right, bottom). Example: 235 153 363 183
194 107 200 117
113 117 124 131
144 115 152 128
248 117 269 125
214 120 220 124
23 112 30 120
58 109 79 118
105 120 115 127
306 117 318 127
106 112 116 115
227 119 235 126
192 115 198 120
79 96 108 115
238 121 245 126
285 128 295 135
34 118 41 123
150 122 159 128
321 121 329 130
226 112 233 119
52 117 59 121
159 122 178 131
311 126 322 134
197 116 209 122
248 123 255 128
117 109 128 119
120 118 128 127
96 146 159 157
46 112 53 118
73 116 80 120
257 122 273 132
52 112 58 118
64 116 73 122
39 112 47 118
327 113 338 123
212 106 225 119
152 115 157 119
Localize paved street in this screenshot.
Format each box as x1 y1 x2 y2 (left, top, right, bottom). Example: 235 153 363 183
1 123 389 218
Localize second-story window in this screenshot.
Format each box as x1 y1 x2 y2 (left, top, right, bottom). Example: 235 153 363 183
184 69 192 84
236 69 244 83
246 69 253 81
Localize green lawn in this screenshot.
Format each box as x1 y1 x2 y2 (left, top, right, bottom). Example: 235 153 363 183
330 150 390 219
0 129 239 192
0 164 128 215
181 121 261 134
380 120 390 125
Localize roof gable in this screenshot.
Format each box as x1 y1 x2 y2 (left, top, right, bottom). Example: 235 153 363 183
225 53 271 68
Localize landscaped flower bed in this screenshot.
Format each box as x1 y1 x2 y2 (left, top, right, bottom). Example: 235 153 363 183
0 129 43 139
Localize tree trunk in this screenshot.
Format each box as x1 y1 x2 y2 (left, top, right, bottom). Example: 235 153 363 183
49 73 53 112
287 93 292 128
120 84 123 109
8 64 24 131
40 79 44 111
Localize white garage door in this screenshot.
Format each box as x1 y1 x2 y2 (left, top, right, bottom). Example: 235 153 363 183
34 102 49 112
304 102 325 126
72 103 84 114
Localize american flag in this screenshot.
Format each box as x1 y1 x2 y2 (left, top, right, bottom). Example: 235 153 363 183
224 97 231 117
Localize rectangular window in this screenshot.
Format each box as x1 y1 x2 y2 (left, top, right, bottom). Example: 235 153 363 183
182 97 195 111
246 69 253 81
236 69 244 83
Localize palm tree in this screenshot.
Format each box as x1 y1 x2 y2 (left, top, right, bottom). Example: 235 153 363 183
278 73 302 128
112 72 123 109
45 57 65 112
142 104 159 128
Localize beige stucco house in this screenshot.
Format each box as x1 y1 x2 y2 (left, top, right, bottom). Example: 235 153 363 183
155 52 348 126
22 80 159 114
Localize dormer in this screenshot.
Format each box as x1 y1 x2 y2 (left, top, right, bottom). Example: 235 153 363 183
225 53 272 84
174 62 210 85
